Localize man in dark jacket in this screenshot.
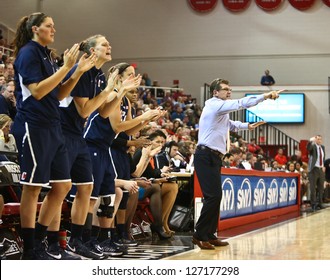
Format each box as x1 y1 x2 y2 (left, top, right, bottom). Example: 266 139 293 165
307 135 326 210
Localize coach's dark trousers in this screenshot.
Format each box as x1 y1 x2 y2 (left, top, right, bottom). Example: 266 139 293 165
194 148 222 241
308 167 325 206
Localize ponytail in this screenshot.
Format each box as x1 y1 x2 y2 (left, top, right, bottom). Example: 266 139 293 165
13 16 29 57
13 12 48 57
107 62 131 77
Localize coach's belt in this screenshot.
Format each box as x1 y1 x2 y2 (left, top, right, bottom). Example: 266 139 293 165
197 145 223 158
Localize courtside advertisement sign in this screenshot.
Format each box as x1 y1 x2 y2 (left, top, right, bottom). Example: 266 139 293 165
220 174 298 219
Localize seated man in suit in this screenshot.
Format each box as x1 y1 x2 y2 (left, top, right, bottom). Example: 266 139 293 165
238 152 256 170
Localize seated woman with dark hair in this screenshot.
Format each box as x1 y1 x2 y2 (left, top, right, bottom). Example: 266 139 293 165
177 140 195 164
126 143 171 240
132 130 178 236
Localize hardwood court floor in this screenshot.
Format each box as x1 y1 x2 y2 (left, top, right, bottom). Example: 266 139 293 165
163 206 330 260
2 206 329 261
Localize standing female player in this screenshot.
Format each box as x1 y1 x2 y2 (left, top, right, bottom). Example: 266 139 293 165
12 12 95 259
59 34 122 259
82 64 161 257
109 64 164 246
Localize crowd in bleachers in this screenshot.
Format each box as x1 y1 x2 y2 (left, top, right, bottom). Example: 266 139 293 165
224 132 330 207
1 47 329 215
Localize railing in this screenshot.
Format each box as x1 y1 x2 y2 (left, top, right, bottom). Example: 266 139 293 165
0 22 15 56
230 110 299 158
203 83 299 158
0 46 14 56
140 86 184 98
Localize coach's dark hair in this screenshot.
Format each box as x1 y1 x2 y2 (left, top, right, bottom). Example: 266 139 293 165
13 12 48 57
209 78 229 97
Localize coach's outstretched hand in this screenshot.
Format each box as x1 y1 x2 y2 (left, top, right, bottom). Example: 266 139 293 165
264 89 284 100
248 121 267 130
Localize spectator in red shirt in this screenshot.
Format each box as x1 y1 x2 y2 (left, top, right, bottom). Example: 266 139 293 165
247 138 261 156
274 148 288 169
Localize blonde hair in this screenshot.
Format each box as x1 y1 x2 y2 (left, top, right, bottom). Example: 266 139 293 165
0 114 12 128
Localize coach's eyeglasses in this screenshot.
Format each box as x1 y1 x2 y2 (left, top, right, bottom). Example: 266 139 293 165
220 87 232 92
